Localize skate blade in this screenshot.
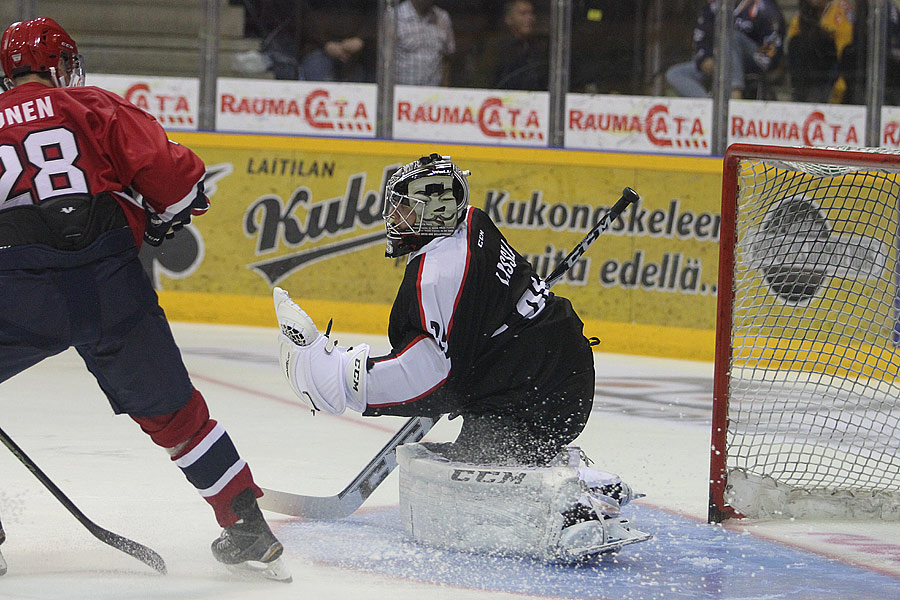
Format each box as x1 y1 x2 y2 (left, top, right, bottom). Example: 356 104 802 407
225 556 292 583
560 530 653 562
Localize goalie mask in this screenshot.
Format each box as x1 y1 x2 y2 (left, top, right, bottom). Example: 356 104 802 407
1 17 84 89
382 153 470 258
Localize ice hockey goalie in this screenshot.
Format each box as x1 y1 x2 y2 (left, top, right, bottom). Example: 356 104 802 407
397 443 652 561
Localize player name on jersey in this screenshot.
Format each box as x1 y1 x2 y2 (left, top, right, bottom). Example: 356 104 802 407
0 96 53 128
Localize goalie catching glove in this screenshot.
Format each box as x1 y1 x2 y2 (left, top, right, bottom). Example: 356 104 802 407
273 287 369 414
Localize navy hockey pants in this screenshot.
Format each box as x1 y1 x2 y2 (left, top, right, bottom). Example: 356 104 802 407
0 228 192 417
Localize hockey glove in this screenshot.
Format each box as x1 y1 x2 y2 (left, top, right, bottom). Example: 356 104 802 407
273 287 369 414
143 188 209 247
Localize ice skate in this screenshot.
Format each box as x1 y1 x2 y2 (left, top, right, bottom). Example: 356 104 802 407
211 489 291 582
552 451 652 560
557 512 652 561
555 476 651 561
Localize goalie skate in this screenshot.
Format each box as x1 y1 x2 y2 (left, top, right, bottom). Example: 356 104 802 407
556 515 652 561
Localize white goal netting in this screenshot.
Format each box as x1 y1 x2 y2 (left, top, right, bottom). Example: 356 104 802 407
720 146 900 520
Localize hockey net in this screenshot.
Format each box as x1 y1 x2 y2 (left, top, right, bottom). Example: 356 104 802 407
710 144 900 522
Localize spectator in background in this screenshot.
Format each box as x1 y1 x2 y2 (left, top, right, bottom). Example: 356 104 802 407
240 0 305 80
299 0 376 82
786 0 854 103
492 0 548 90
394 0 455 86
840 0 900 106
665 0 785 99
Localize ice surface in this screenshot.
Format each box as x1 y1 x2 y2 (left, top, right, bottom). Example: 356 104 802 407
0 322 897 600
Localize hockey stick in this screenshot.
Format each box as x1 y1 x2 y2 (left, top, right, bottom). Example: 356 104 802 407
259 187 640 520
545 186 640 288
259 416 436 519
0 425 167 574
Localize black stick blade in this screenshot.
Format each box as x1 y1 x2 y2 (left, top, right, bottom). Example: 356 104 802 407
0 426 167 575
93 527 168 574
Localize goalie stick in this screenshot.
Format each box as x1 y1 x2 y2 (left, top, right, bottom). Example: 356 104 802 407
545 186 639 288
258 187 640 520
0 425 167 574
259 416 436 520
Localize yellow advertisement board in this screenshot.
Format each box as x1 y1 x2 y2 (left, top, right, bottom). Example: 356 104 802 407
149 133 722 359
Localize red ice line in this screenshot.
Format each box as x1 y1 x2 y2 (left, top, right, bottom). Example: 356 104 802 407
805 532 900 562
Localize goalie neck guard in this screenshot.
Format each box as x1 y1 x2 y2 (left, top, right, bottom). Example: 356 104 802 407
1 17 84 89
382 153 471 258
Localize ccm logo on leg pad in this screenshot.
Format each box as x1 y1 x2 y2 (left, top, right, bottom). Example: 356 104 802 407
450 469 526 484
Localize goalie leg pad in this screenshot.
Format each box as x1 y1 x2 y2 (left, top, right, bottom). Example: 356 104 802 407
397 443 651 561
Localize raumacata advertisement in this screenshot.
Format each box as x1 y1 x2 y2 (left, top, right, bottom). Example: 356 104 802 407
147 134 722 359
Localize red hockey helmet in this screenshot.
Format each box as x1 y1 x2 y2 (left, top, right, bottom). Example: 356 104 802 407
1 17 83 87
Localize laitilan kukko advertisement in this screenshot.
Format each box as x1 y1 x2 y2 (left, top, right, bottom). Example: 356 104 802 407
146 134 723 359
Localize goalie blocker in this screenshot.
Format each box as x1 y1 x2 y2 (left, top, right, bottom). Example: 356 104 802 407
397 443 651 561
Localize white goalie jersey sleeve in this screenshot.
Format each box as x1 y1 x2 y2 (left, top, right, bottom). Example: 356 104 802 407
366 230 467 411
366 335 450 409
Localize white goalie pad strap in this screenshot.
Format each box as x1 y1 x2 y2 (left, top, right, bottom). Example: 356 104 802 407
577 465 621 489
577 466 624 516
279 334 370 414
559 447 638 512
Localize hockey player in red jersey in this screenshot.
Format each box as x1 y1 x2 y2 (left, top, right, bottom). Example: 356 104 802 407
274 153 650 559
0 17 288 581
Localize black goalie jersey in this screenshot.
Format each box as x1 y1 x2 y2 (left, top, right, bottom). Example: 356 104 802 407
363 206 595 419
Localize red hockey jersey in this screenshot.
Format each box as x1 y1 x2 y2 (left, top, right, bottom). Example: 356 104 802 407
0 81 205 246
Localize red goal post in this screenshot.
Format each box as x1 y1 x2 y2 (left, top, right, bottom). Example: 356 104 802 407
710 143 900 523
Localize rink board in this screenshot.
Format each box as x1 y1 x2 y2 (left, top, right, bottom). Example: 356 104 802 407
142 133 722 361
155 289 715 361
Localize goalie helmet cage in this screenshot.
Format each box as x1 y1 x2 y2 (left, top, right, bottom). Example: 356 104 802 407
709 143 900 523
